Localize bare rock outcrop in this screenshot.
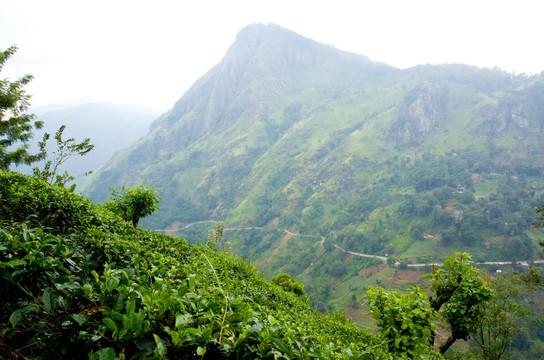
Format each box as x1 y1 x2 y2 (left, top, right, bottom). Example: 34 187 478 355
387 83 445 145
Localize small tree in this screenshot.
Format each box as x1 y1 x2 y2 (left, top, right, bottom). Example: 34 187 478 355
271 273 305 296
104 185 161 228
366 286 439 358
469 271 541 360
424 252 493 354
206 221 224 252
0 46 44 170
532 204 544 249
32 125 94 191
366 253 492 357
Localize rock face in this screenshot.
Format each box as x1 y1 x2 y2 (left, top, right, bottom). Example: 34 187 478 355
98 23 390 190
484 106 529 135
149 24 382 153
477 82 544 136
388 83 445 144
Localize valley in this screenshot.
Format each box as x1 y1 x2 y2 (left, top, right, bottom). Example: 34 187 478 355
3 20 544 358
81 25 544 318
79 23 544 337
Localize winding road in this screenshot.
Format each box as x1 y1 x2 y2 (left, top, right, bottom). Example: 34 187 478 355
407 259 544 267
333 244 388 263
157 221 543 268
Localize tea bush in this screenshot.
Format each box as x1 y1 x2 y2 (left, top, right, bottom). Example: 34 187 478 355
0 171 389 359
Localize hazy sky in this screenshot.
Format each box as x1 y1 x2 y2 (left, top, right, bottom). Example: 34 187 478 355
2 0 543 112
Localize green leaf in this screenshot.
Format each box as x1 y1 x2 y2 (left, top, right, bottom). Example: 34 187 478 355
113 294 125 312
103 317 118 335
196 346 206 355
175 313 192 328
7 258 26 267
92 347 116 360
43 289 58 314
91 270 99 280
270 337 290 353
9 304 38 327
105 275 120 292
153 334 167 357
58 295 70 311
188 274 196 293
71 313 87 326
422 327 431 338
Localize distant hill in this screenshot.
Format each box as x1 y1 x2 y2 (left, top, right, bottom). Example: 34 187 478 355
81 24 544 311
17 102 160 184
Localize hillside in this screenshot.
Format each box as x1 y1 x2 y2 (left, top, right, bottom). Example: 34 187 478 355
81 23 544 310
0 170 389 359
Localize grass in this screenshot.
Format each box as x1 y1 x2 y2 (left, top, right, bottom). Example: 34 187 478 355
474 178 499 196
401 240 438 258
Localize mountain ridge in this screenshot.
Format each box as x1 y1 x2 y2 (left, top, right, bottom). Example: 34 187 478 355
81 23 544 311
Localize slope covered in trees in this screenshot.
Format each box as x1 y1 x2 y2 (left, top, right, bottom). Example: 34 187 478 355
80 24 544 312
2 40 543 359
3 171 543 359
0 171 385 359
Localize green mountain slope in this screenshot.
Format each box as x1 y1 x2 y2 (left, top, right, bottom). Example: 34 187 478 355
1 171 385 359
81 24 544 310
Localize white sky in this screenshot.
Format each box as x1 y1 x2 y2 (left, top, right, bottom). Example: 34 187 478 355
1 0 543 112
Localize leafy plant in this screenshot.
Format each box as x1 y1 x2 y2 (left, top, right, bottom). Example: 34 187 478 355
1 171 387 359
366 286 439 359
206 221 224 252
32 124 94 191
468 270 543 360
366 252 493 357
0 45 44 170
425 252 493 354
103 185 161 228
271 273 305 296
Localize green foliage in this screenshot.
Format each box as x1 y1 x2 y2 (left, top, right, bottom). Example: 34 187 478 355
424 252 493 354
366 286 439 359
80 27 544 331
367 253 493 357
532 204 544 249
0 46 44 170
104 185 161 228
0 171 388 359
468 271 543 360
0 170 113 234
206 221 224 252
32 124 94 191
271 273 305 296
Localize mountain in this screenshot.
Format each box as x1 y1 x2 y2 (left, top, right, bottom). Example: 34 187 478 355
19 102 160 183
81 24 544 311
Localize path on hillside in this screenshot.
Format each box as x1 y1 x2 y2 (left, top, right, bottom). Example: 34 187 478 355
157 221 543 268
261 232 294 267
334 244 388 264
302 236 326 275
407 259 544 267
158 220 217 234
160 221 322 265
